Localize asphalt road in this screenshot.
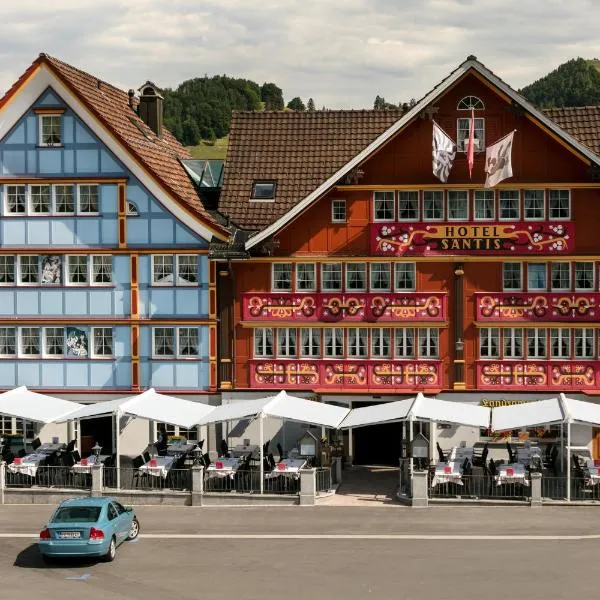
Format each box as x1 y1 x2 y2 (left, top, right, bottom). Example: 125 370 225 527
1 505 599 600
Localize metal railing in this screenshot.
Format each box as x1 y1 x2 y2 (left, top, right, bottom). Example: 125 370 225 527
204 469 300 495
102 468 191 491
316 467 332 494
429 472 530 501
5 466 90 490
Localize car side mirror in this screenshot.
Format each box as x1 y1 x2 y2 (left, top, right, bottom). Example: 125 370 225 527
125 506 133 512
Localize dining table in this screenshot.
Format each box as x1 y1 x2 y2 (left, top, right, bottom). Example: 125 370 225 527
264 458 307 480
582 458 600 486
495 462 529 486
205 457 244 479
431 446 472 488
7 453 48 477
71 454 110 474
139 456 177 479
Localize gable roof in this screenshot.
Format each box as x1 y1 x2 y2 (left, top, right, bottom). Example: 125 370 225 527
0 54 228 240
543 106 600 155
231 57 600 251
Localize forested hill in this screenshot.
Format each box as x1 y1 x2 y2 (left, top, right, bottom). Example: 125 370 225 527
520 58 600 108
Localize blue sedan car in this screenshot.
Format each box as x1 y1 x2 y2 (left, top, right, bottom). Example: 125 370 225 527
38 497 140 562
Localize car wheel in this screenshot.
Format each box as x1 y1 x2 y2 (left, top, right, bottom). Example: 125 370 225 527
41 554 56 565
104 537 116 562
127 518 140 541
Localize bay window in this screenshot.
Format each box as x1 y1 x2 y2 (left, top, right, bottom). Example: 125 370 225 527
423 191 444 221
575 328 594 359
371 328 391 358
418 328 439 358
296 263 316 291
347 328 368 357
370 263 391 291
324 328 344 358
550 328 570 359
447 191 468 220
395 328 415 358
322 263 342 291
345 263 366 291
395 262 416 291
499 190 520 220
300 328 321 357
575 262 594 290
503 328 523 358
474 190 495 220
524 190 544 220
551 263 570 290
277 328 297 358
373 191 394 221
398 191 419 221
503 262 522 291
527 263 546 291
527 328 547 359
272 263 292 291
254 328 273 358
480 327 500 358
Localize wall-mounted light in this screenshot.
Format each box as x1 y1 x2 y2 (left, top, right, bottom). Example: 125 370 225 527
455 338 464 353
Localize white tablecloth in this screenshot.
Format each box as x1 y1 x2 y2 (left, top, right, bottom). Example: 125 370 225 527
139 456 176 479
496 463 529 486
7 453 47 477
432 461 463 487
265 458 307 480
72 455 110 474
582 459 600 486
206 457 243 479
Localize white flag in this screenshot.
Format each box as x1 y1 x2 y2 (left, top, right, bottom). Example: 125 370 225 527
484 131 515 188
432 122 456 183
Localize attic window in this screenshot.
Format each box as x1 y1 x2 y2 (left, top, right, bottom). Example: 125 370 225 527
251 181 276 201
457 96 484 110
127 201 139 216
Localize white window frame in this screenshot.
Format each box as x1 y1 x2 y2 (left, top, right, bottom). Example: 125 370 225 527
324 328 344 358
550 328 570 359
18 255 40 286
395 262 416 291
423 190 444 221
548 190 571 221
503 328 523 359
347 328 368 358
65 255 89 286
176 255 199 287
395 328 415 358
503 262 522 291
575 262 595 291
296 263 316 292
371 328 391 358
91 255 113 286
551 262 571 291
397 191 419 222
321 263 342 292
456 117 485 152
418 328 439 358
151 254 174 286
527 328 547 359
19 327 41 358
5 185 26 215
271 263 292 292
91 327 113 358
254 328 273 358
55 184 75 215
499 191 520 221
77 184 100 214
177 327 200 358
0 327 16 357
480 327 500 359
523 190 545 221
575 328 595 359
345 263 367 292
30 184 52 215
331 199 347 223
300 328 321 358
39 114 62 147
447 191 469 221
0 255 15 286
373 191 395 222
152 327 176 358
474 190 495 221
276 328 297 358
370 263 391 292
43 326 65 358
527 263 547 291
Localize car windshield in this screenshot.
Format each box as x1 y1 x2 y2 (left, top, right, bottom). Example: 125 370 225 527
52 506 102 523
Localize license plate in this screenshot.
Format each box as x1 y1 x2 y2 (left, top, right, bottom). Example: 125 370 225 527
58 531 81 539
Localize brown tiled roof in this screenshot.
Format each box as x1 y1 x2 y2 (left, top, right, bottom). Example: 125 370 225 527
543 106 600 155
25 54 227 238
219 109 404 230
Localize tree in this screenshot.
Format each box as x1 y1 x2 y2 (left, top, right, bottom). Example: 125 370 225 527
287 97 306 111
181 117 201 146
261 82 284 110
307 98 316 111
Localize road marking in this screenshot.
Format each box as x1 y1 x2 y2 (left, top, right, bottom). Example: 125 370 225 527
2 533 600 541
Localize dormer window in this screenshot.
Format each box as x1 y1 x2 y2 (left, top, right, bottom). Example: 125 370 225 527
39 114 62 146
251 180 276 201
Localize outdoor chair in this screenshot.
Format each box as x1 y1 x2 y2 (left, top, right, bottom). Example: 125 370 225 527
480 445 489 468
31 437 41 450
17 449 26 458
549 445 559 476
263 457 272 472
263 440 270 455
506 442 515 464
62 452 75 467
202 453 211 467
277 443 284 462
488 458 497 494
436 443 446 463
143 450 152 464
219 440 230 458
197 439 204 451
72 450 81 463
132 455 147 488
268 453 276 470
66 439 76 453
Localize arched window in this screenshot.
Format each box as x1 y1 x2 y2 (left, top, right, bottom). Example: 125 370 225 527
457 96 484 110
126 201 138 216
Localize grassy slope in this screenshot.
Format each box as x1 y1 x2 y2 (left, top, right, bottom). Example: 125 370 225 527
186 135 229 159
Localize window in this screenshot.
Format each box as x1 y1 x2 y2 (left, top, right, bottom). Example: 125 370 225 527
370 263 390 291
152 255 174 285
499 191 520 220
527 263 546 291
575 262 594 290
41 255 61 285
296 263 316 291
0 256 15 285
19 256 39 284
251 181 276 200
373 191 394 221
272 263 292 291
254 328 273 358
44 327 65 357
418 329 439 358
40 114 61 145
549 190 570 220
457 96 484 110
6 185 25 214
348 328 368 357
423 191 444 221
398 191 419 221
30 185 51 214
551 263 570 291
474 190 494 220
480 328 500 358
551 328 570 359
527 328 547 359
503 328 523 359
575 328 594 359
345 263 366 291
67 256 88 285
324 328 344 358
153 328 175 357
178 327 199 357
371 328 391 358
277 328 297 358
503 263 522 291
20 327 40 356
177 255 198 285
524 190 544 220
55 185 74 213
126 201 138 216
322 263 342 291
300 328 321 357
457 117 485 152
92 327 113 357
447 191 468 220
92 256 112 284
0 327 16 356
395 328 415 358
331 199 346 223
395 262 416 291
78 185 99 213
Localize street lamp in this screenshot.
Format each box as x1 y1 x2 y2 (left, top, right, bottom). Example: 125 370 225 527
91 443 102 459
192 445 203 466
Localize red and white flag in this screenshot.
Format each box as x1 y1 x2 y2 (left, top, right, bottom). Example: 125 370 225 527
466 108 475 179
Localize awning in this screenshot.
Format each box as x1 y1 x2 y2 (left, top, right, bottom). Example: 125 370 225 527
338 393 490 429
491 398 565 431
562 396 600 427
0 386 82 424
55 388 213 428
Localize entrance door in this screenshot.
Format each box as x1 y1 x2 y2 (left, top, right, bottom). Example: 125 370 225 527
352 422 403 466
80 416 113 457
593 428 600 460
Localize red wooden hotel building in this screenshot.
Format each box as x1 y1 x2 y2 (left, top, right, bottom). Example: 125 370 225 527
212 57 600 464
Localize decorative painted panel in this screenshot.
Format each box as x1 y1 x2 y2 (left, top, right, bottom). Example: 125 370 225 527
476 292 600 322
371 222 574 256
249 359 442 390
242 292 446 323
477 361 598 391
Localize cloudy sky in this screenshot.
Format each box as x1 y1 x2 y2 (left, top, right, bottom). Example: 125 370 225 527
1 0 600 108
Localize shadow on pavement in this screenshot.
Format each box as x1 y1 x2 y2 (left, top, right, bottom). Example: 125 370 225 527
14 544 101 569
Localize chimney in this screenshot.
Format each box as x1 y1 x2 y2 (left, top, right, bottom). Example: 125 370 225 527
128 89 135 109
137 81 163 137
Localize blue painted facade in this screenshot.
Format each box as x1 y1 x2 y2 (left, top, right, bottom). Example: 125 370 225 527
0 86 212 392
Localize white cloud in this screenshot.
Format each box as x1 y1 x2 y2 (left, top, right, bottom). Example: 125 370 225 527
0 0 599 108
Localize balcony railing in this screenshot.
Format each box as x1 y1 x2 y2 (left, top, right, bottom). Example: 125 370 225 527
477 360 599 391
249 359 442 390
475 292 600 322
242 292 446 323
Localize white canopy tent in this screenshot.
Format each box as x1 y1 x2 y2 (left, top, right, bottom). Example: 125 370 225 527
55 388 214 488
196 390 350 492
